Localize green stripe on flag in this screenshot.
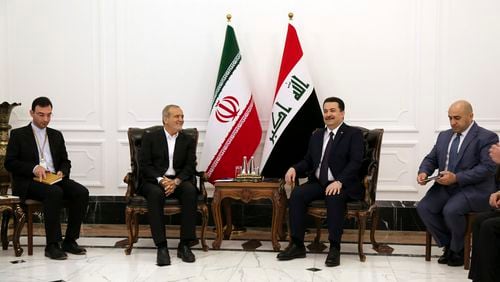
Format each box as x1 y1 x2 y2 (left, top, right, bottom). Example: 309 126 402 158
211 25 241 111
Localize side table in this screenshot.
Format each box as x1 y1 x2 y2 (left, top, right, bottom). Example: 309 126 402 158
211 180 287 251
0 195 24 256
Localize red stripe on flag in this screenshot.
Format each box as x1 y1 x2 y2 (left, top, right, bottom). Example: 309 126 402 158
274 24 303 99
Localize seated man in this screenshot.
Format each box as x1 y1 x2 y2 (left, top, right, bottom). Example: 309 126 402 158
4 96 89 260
139 104 198 266
468 143 500 282
276 97 364 267
417 100 498 267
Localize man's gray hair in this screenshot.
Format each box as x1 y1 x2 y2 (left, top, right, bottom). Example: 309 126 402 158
162 104 180 120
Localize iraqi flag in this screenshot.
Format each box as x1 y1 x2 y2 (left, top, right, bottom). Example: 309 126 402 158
260 23 323 178
200 24 262 183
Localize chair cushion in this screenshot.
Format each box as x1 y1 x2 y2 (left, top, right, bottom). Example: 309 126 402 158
24 199 43 205
128 194 206 208
309 199 369 210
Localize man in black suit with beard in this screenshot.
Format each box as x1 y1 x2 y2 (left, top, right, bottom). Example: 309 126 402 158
139 104 198 266
5 96 89 260
277 96 364 267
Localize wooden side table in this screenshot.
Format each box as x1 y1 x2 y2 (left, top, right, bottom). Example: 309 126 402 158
0 195 25 256
211 180 287 251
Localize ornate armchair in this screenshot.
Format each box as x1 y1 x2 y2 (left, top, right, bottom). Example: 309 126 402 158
123 126 209 254
305 127 393 261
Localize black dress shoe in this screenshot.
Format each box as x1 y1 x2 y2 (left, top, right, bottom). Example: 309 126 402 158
447 249 464 267
177 244 195 263
62 239 86 255
277 243 306 261
45 243 68 260
325 246 340 267
437 246 449 264
157 246 171 266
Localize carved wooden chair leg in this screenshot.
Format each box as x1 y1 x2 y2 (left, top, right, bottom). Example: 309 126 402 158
200 205 209 251
370 208 394 254
358 213 367 262
307 217 327 253
125 208 135 255
13 205 24 256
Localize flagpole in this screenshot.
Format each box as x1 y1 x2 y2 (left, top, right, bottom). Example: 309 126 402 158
288 12 293 21
227 14 232 22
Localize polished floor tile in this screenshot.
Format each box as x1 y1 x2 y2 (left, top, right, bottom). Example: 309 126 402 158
0 236 470 282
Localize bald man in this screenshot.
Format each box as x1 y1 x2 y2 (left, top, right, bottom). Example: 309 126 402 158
417 100 498 267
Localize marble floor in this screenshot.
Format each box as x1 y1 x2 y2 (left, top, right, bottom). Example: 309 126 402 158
0 226 471 282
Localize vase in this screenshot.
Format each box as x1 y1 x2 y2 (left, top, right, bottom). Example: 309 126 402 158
0 102 21 195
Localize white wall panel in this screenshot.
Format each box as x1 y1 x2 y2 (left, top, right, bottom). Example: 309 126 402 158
5 0 103 131
66 140 104 188
1 0 499 199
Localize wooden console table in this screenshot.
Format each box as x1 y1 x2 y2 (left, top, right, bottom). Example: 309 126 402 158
211 180 287 251
0 195 25 256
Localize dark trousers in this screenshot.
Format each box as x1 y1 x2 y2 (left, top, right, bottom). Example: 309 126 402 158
416 185 475 252
27 178 89 245
288 181 348 247
468 211 500 282
141 181 197 246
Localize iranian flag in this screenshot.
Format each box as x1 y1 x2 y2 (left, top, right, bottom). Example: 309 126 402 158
260 23 323 178
199 24 262 183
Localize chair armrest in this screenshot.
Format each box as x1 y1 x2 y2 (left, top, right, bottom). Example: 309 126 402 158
195 171 208 200
363 161 378 205
124 172 136 200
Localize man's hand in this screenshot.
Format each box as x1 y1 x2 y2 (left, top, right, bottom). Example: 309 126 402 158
56 171 64 178
489 191 500 209
325 181 342 196
33 165 47 179
436 171 456 186
284 167 296 185
160 177 177 196
489 143 500 164
416 172 428 185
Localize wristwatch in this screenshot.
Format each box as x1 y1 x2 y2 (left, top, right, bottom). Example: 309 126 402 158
174 178 181 186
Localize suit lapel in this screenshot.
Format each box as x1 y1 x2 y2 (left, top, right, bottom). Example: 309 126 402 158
47 128 58 163
173 132 184 167
331 123 346 148
440 131 454 169
456 123 478 164
159 130 169 165
25 124 40 163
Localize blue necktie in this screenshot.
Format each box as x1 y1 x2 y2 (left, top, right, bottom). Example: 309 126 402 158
448 133 461 172
319 132 334 186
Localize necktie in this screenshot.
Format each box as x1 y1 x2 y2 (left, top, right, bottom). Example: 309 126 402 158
319 132 334 186
448 133 461 172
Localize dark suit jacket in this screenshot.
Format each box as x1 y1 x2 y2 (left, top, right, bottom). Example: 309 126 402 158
4 123 72 200
419 122 499 211
138 128 196 191
294 123 365 199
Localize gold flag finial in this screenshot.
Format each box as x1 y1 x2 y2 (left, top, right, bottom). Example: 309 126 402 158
227 14 232 22
288 12 294 21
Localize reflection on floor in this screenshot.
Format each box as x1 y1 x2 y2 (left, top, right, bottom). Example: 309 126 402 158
0 224 471 282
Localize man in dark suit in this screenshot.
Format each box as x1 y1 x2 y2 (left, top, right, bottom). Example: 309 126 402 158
4 96 89 260
417 100 498 267
468 144 500 282
276 97 364 267
139 104 198 266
